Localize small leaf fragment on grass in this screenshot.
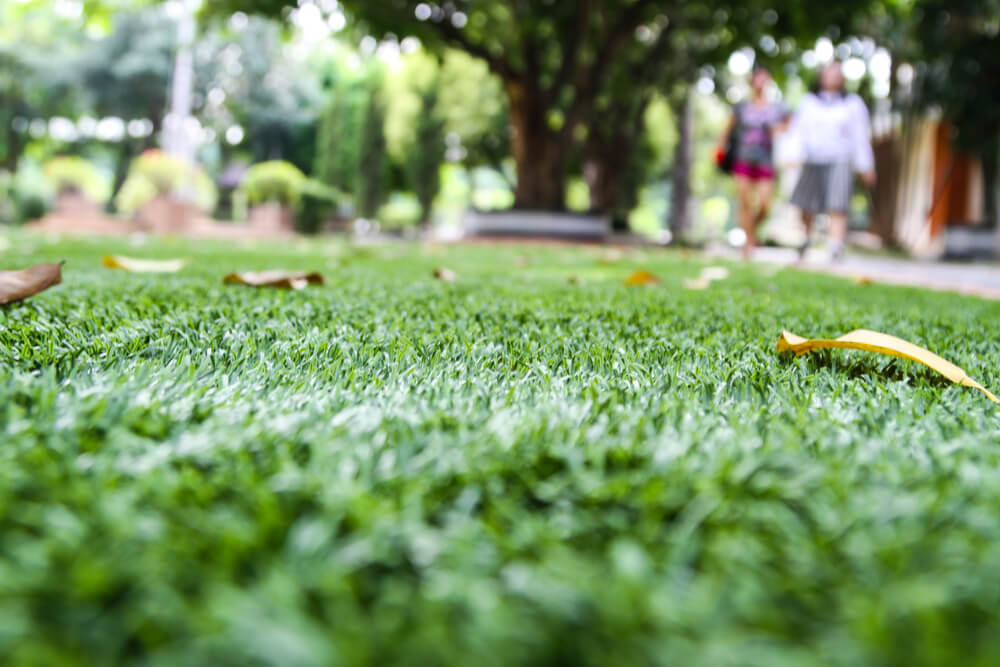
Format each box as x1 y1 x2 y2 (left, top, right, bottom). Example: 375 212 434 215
103 255 188 273
777 329 998 403
433 267 457 282
223 271 324 290
853 275 874 286
625 270 661 287
684 266 730 289
701 266 730 282
682 277 712 290
599 250 624 264
0 262 62 305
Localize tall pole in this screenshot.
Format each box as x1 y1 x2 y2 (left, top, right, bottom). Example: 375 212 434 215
163 1 197 167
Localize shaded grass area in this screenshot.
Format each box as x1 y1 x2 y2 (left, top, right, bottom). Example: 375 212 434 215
2 230 1000 666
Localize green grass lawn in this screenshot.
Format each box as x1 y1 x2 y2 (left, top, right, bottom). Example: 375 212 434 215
3 230 1000 666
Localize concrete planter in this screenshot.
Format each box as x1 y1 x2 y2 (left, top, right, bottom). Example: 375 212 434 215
54 189 102 220
463 209 610 241
249 202 295 233
135 194 199 234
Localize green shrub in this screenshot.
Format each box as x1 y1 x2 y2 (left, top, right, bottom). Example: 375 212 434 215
42 156 110 203
239 161 307 207
115 150 218 216
295 179 341 234
0 167 51 224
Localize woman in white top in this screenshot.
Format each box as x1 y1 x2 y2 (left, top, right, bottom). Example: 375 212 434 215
789 61 876 260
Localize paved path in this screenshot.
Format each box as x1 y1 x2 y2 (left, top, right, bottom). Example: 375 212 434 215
744 247 1000 300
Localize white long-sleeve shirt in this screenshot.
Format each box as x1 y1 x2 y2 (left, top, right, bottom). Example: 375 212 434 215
791 92 874 173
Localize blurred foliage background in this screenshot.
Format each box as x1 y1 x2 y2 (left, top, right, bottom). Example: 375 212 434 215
0 0 996 239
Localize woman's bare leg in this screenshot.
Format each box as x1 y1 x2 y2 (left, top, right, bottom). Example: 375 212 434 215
828 211 848 260
799 210 814 260
735 175 756 259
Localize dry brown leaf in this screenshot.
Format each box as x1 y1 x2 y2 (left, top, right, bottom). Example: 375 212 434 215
223 270 325 290
433 267 457 282
853 275 874 286
624 270 661 287
777 329 998 403
0 262 63 305
103 255 188 273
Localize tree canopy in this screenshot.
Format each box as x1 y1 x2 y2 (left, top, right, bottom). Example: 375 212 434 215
212 0 876 212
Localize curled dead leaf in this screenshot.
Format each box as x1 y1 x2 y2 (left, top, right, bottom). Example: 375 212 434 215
624 270 661 287
433 267 457 282
0 262 63 305
223 271 325 290
103 255 188 273
777 329 998 403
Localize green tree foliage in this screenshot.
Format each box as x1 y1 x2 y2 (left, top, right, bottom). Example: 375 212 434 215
314 69 370 196
208 18 323 170
213 0 877 213
406 84 447 225
908 0 1000 154
356 84 388 219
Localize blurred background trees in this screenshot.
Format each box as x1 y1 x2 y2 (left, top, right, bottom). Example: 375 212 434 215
2 0 998 250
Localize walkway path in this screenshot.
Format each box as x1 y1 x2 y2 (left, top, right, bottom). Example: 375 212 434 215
747 247 1000 300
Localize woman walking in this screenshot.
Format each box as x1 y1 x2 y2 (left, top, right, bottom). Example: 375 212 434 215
717 67 788 259
789 60 876 261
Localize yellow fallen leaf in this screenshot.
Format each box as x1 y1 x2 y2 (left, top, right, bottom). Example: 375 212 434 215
433 267 457 282
625 270 661 287
102 255 188 273
777 329 998 403
853 275 874 286
0 262 62 305
223 271 324 289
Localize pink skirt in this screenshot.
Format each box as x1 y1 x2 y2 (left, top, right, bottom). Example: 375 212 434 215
732 161 775 181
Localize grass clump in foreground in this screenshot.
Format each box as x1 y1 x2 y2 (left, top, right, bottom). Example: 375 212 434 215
2 231 1000 666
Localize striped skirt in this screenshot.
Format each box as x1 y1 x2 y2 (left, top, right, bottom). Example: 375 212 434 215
790 162 853 214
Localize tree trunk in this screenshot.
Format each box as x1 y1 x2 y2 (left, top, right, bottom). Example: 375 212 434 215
109 140 134 213
668 86 694 239
506 80 566 211
586 93 653 231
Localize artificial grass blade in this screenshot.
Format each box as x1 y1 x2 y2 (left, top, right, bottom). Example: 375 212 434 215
103 255 188 273
0 262 62 305
777 329 999 403
223 270 325 289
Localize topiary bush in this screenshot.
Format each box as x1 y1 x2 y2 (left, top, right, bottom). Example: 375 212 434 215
115 150 218 216
42 156 110 203
239 161 307 208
